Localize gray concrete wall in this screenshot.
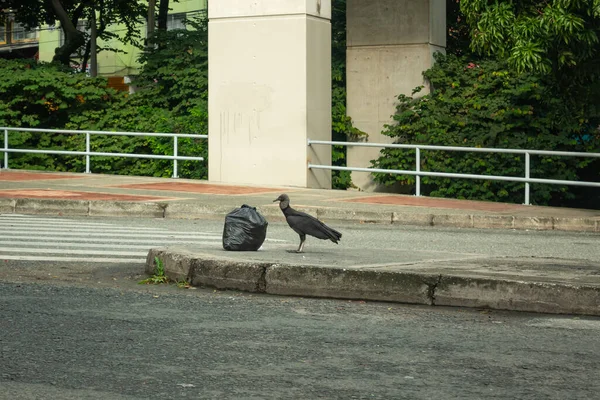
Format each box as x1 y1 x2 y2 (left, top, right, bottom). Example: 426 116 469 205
208 0 332 188
346 0 446 191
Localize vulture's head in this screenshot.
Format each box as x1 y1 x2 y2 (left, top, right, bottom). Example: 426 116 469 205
273 194 290 209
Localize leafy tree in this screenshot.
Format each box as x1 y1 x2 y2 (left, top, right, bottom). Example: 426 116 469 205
460 0 600 77
79 0 147 74
3 0 146 66
135 15 208 114
447 0 472 56
371 53 600 206
157 0 170 31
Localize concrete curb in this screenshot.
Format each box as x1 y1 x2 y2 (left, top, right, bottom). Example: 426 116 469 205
434 276 600 316
3 198 599 233
146 247 600 317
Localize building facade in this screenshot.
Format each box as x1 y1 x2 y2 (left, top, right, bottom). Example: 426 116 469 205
0 12 39 59
33 0 206 89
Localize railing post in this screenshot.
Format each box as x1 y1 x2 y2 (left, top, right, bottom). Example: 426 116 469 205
3 129 8 169
173 136 178 178
524 152 530 205
415 147 421 197
85 132 91 173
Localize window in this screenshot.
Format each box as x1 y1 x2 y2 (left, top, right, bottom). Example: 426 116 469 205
12 22 38 43
167 13 186 31
146 13 188 40
0 24 6 45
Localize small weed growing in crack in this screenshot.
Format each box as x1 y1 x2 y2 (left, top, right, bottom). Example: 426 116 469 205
139 257 169 285
176 280 193 289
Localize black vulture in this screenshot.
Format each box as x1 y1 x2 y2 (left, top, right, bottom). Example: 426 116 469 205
273 193 342 253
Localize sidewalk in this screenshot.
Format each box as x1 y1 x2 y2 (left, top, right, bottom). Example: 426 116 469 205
1 169 599 231
2 169 599 316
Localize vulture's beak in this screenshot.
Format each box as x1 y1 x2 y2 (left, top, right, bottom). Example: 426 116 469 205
273 198 280 202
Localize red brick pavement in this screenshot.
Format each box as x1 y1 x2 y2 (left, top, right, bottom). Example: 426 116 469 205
0 189 172 202
0 171 85 181
115 182 283 195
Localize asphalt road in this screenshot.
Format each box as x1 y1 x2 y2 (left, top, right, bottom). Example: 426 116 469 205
1 281 600 400
133 217 600 262
4 215 599 263
1 216 599 399
2 215 598 285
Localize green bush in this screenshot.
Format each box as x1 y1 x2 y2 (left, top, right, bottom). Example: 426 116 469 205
66 15 209 179
0 59 125 171
372 53 600 206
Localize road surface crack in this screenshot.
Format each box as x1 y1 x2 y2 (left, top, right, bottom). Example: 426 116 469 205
158 202 168 218
426 275 443 306
255 265 268 293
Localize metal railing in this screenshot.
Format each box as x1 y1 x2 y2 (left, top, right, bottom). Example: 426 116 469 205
1 127 207 178
308 140 600 205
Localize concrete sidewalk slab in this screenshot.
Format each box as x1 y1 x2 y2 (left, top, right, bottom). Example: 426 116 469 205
1 170 598 231
342 193 528 212
146 246 600 316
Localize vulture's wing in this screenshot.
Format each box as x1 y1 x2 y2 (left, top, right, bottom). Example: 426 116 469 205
286 212 340 242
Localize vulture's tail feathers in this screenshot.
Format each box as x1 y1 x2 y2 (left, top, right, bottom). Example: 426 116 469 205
324 225 342 244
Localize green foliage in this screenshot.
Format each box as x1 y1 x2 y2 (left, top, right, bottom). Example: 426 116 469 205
176 280 192 289
447 0 473 56
371 53 600 206
136 17 209 113
0 59 124 171
0 59 121 128
67 15 209 179
460 0 600 77
5 0 147 66
139 256 169 285
331 0 365 189
0 14 209 179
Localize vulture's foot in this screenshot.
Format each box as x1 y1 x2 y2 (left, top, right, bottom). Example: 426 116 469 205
286 249 303 254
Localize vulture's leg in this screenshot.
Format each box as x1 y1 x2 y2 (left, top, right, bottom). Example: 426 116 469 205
287 234 306 253
297 234 306 253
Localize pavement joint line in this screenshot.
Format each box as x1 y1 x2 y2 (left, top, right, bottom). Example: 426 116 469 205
352 256 484 270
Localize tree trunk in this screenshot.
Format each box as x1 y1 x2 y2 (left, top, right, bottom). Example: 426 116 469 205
157 0 169 31
51 0 85 66
81 3 106 75
81 39 91 74
89 10 97 77
147 0 156 39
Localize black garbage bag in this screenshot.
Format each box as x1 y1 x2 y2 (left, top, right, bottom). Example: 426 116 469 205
222 204 268 251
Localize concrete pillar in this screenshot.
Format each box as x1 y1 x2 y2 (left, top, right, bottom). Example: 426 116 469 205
208 1 332 188
346 0 446 191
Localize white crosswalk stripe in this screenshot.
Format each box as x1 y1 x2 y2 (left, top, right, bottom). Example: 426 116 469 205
0 214 283 264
